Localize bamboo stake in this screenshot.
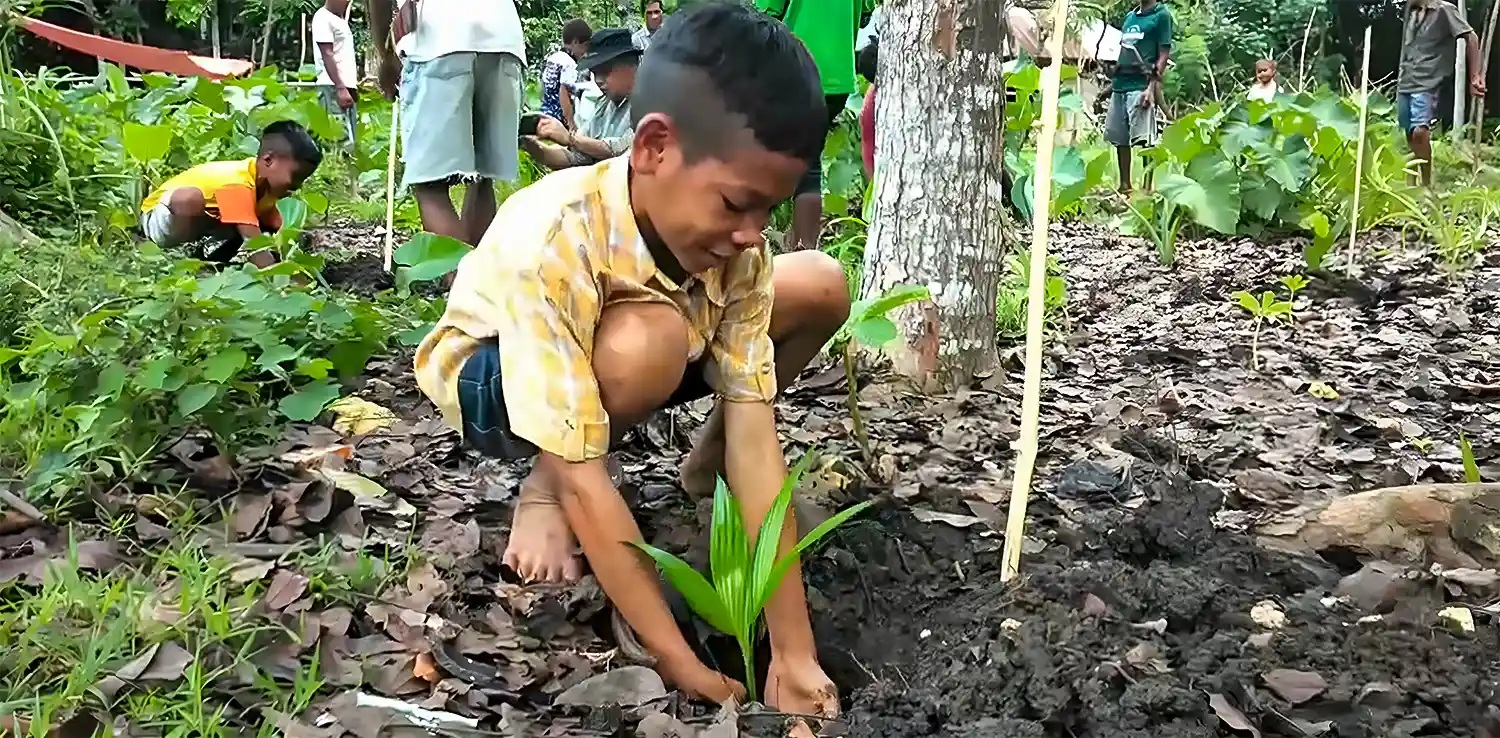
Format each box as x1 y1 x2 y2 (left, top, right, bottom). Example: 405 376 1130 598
384 102 400 273
1001 0 1070 584
1347 25 1371 264
1473 0 1500 142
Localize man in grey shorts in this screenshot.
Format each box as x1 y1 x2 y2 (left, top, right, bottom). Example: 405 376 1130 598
370 0 525 245
1106 0 1171 195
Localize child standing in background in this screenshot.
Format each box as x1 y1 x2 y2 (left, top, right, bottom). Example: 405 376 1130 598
1247 59 1278 102
542 20 592 130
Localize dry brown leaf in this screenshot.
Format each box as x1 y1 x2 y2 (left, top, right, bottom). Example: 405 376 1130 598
1208 693 1261 737
413 652 441 683
911 508 987 528
1081 593 1109 617
1262 669 1327 705
265 569 310 611
230 493 274 539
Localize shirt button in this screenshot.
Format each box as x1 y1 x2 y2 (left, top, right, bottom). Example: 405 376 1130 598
760 361 773 374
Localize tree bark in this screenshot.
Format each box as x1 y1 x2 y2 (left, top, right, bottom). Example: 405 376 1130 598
260 0 277 68
860 0 1009 390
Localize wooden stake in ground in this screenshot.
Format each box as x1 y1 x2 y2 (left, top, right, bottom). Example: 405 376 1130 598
1001 0 1070 584
1347 25 1372 263
384 102 400 273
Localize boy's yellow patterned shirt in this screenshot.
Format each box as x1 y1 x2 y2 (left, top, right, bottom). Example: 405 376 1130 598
413 156 777 462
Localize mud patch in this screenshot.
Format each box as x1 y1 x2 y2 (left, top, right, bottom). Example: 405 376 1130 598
818 451 1500 736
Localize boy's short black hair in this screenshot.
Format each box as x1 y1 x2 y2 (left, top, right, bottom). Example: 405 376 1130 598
260 120 322 172
563 18 593 44
631 2 824 163
856 38 878 83
640 0 662 13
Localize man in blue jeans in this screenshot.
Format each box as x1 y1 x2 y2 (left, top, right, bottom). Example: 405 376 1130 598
1398 0 1484 186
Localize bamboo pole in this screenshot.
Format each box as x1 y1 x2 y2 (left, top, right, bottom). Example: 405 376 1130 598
1347 25 1371 263
1001 0 1070 584
384 102 400 273
1473 0 1500 141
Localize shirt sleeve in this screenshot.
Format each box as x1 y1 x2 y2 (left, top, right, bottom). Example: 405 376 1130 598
1444 4 1474 36
1158 11 1173 49
311 13 334 44
709 247 777 403
213 184 259 226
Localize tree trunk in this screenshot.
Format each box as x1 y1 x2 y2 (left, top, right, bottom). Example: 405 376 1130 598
260 0 277 68
860 0 1008 390
0 208 41 247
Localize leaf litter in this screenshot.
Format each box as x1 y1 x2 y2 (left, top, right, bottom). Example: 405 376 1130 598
7 228 1500 736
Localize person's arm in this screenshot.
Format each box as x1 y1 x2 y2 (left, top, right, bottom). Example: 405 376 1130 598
365 0 405 98
520 135 577 170
213 184 275 266
1145 14 1172 108
561 87 577 130
537 115 628 161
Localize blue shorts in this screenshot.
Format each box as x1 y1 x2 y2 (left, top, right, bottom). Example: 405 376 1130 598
456 340 714 459
399 52 523 188
1397 90 1439 134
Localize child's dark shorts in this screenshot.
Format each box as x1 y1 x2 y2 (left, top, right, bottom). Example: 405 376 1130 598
456 338 716 459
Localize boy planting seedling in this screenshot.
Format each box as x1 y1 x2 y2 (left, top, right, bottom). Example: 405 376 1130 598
139 120 322 266
414 1 850 722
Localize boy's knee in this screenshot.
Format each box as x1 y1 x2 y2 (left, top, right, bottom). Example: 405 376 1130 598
593 302 690 412
772 251 853 335
1410 127 1432 146
167 187 206 215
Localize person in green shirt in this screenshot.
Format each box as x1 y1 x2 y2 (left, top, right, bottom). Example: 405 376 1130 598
1105 0 1171 195
758 0 872 251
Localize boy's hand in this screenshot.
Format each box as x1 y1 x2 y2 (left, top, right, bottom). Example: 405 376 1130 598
1139 83 1156 109
656 656 746 704
766 655 838 735
337 87 356 110
1471 74 1487 97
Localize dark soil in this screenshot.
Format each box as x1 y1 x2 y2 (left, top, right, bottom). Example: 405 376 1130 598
184 228 1500 736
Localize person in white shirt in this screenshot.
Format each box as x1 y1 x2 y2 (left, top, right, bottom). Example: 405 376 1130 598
312 0 358 150
631 0 664 49
370 0 526 245
1247 58 1279 102
541 20 592 130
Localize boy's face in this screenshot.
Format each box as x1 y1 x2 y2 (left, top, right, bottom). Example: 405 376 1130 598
567 39 590 58
259 153 312 198
631 115 805 275
1256 64 1276 83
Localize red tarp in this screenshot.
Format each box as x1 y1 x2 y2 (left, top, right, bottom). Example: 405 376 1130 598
14 16 254 79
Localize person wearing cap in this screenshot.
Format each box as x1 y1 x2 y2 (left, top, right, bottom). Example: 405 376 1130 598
524 28 641 170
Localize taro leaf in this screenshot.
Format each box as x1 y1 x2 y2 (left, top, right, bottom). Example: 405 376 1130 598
1208 693 1261 737
123 123 173 163
631 541 735 635
1220 120 1272 158
1159 155 1241 234
1240 172 1284 221
201 347 248 383
277 198 309 239
97 361 127 396
1460 435 1481 484
851 315 899 347
278 381 342 421
1051 146 1092 212
1262 669 1328 705
301 192 330 215
394 232 472 285
175 383 220 416
398 323 434 347
1309 95 1360 142
1263 136 1314 191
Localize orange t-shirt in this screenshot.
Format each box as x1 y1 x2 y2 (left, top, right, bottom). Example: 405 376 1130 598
140 158 277 226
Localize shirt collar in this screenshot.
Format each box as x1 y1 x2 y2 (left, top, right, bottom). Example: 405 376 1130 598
600 157 728 306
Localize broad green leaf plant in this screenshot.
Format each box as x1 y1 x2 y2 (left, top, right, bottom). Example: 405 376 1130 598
631 451 872 702
393 232 474 290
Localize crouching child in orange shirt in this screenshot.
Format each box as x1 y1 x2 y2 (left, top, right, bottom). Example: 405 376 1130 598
413 2 852 727
139 121 322 267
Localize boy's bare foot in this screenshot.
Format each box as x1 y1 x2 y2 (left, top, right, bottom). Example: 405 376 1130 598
502 470 582 583
765 656 838 735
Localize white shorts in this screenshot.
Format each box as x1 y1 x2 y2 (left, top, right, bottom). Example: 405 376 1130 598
140 195 178 246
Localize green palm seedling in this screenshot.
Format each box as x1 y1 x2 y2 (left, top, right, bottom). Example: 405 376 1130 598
631 452 873 702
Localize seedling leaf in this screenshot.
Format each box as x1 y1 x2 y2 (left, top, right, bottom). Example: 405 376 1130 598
1460 435 1481 484
631 542 735 635
851 316 898 347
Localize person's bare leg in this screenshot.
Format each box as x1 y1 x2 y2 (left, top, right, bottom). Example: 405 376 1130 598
165 186 208 243
461 177 498 245
680 250 853 496
1116 145 1133 195
412 181 465 242
503 302 690 583
790 193 823 251
1410 127 1434 187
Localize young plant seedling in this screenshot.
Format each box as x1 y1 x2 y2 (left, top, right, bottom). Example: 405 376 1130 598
1460 434 1482 484
631 451 873 703
1278 274 1309 303
1231 289 1293 370
242 198 326 283
829 284 931 463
